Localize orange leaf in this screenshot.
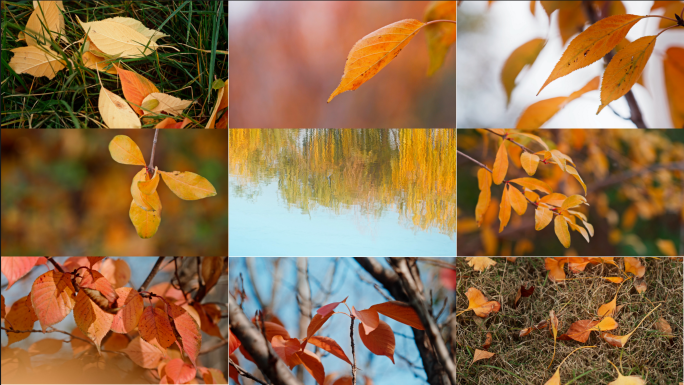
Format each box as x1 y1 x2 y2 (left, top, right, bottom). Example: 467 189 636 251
200 367 228 384
471 349 495 364
261 321 291 341
229 328 240 355
306 313 333 341
466 257 497 272
508 184 528 216
590 317 618 332
79 268 118 305
351 306 380 334
272 335 303 368
87 257 105 268
70 327 93 357
518 76 599 128
624 257 645 278
316 297 348 317
103 333 129 352
464 287 501 317
540 1 577 17
598 290 619 317
139 306 176 353
201 257 225 294
122 337 164 369
544 258 566 283
509 177 552 194
554 215 571 248
63 257 103 272
109 135 146 166
132 168 162 212
116 66 160 116
111 287 144 334
6 295 38 346
499 185 511 232
369 301 425 330
501 38 545 105
193 302 224 339
2 257 40 290
520 152 540 176
475 168 492 227
100 258 131 289
73 289 114 353
28 338 63 356
359 320 395 364
535 207 554 231
298 349 326 385
328 19 425 103
424 1 456 76
129 200 161 239
544 369 561 385
167 301 202 368
538 14 647 95
664 47 684 128
604 277 624 284
308 336 352 365
166 358 196 385
598 36 656 114
559 319 599 342
31 270 76 331
492 140 508 185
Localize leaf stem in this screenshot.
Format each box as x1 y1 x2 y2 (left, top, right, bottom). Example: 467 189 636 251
46 257 65 274
148 129 159 175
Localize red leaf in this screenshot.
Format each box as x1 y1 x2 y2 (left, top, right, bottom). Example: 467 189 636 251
165 358 196 385
558 319 599 343
440 269 457 291
305 312 333 341
229 328 240 355
111 287 144 334
297 349 325 385
34 257 48 266
99 258 131 289
87 257 106 268
193 302 224 339
351 306 380 334
79 268 118 305
316 296 348 316
239 344 255 363
308 335 352 365
6 295 38 346
139 306 176 353
2 257 39 289
116 66 160 116
31 270 76 331
272 335 303 368
358 319 395 364
167 301 202 368
73 290 114 353
122 336 163 369
229 354 240 384
369 301 425 330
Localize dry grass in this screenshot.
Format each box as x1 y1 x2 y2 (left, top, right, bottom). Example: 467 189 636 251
453 257 683 384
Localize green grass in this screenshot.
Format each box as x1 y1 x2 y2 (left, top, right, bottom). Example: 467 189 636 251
454 258 683 384
1 0 228 128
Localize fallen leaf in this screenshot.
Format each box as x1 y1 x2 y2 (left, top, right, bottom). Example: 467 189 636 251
663 47 684 129
514 285 534 308
129 200 161 238
471 349 495 364
501 38 545 105
544 258 567 282
554 215 571 248
549 310 558 367
328 19 425 102
624 257 645 278
607 361 645 385
359 320 395 364
31 271 76 331
538 14 647 95
28 338 63 356
82 51 118 74
159 170 217 200
77 16 168 58
466 257 497 272
654 317 674 339
2 257 40 290
25 1 64 47
139 304 176 353
369 301 425 330
110 287 144 334
116 67 160 115
604 277 624 284
633 277 647 293
99 86 142 128
73 289 114 353
544 369 561 385
492 140 508 185
598 36 656 114
9 46 66 79
141 93 193 116
6 296 39 346
424 1 456 76
475 168 492 227
560 317 617 343
482 332 492 350
206 79 228 128
499 186 511 232
463 287 501 318
109 135 145 166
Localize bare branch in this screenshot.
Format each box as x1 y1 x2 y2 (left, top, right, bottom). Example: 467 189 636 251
138 257 165 292
230 358 269 385
200 339 229 355
46 257 64 273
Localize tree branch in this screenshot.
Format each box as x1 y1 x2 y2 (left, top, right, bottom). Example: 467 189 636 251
230 358 269 385
200 339 229 355
350 315 357 385
138 257 165 292
229 294 303 385
148 128 160 174
46 257 64 273
588 161 684 193
388 258 457 385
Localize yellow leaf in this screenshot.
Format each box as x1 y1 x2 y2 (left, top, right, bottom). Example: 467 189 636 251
566 219 590 243
518 76 599 128
554 215 571 248
8 46 66 80
558 5 586 46
82 51 118 74
544 369 561 385
520 152 540 176
538 14 647 95
466 257 497 272
492 140 508 185
424 1 456 76
77 16 168 58
561 195 587 211
160 171 217 200
99 86 142 128
656 239 677 257
206 79 229 129
328 19 425 102
475 169 492 227
471 349 495 364
139 166 160 195
524 188 539 203
501 38 545 105
131 168 162 212
657 1 684 28
598 36 656 114
508 132 550 151
565 165 587 195
509 177 552 194
129 200 161 238
508 184 528 216
25 1 64 47
109 135 145 166
499 185 511 233
540 193 568 207
535 207 553 230
664 47 684 128
141 93 193 116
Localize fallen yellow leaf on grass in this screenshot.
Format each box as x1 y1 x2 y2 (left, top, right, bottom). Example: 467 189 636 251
82 51 118 74
98 86 142 128
77 16 168 58
206 79 228 128
25 1 65 47
458 288 500 318
465 257 496 272
9 46 66 79
141 93 193 116
607 361 645 385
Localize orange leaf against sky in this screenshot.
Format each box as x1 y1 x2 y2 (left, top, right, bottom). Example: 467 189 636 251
597 35 656 114
87 257 105 268
298 349 326 385
63 257 102 273
538 14 647 95
272 335 303 368
424 0 456 76
123 337 163 369
328 19 425 103
109 135 146 166
369 301 425 330
352 306 380 335
110 287 144 334
28 338 63 356
139 306 176 353
74 290 114 353
31 270 76 331
359 319 395 364
499 185 511 233
116 66 160 116
2 257 39 290
475 168 492 227
100 258 131 289
261 321 291 342
508 184 528 216
305 312 333 342
308 336 352 365
229 329 240 355
167 301 202 368
166 358 197 385
316 297 348 317
545 257 567 282
464 287 501 318
6 295 38 346
540 0 576 17
501 38 545 105
492 140 508 185
159 171 217 201
517 76 599 128
624 257 645 278
79 268 118 305
466 257 497 272
509 177 552 195
520 152 540 176
471 349 495 364
554 215 571 248
664 47 684 128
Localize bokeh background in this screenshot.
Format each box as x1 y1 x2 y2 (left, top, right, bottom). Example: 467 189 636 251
457 129 684 256
1 130 228 256
457 1 684 128
229 1 456 128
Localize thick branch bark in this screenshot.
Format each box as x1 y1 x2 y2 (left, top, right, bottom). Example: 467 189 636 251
295 257 312 381
229 294 303 385
354 258 451 385
388 258 457 385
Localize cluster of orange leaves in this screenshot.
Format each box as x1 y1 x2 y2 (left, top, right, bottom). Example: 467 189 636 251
1 257 227 385
229 297 425 385
475 129 593 248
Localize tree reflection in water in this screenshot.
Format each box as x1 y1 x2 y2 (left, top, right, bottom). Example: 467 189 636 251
229 129 455 239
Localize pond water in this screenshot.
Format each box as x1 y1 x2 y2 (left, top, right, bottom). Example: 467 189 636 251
229 129 455 256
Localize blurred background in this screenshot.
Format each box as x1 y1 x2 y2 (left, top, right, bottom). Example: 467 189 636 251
457 1 684 128
457 129 684 256
229 1 455 128
229 257 456 385
1 130 228 256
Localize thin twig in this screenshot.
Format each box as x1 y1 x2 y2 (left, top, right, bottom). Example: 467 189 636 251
416 257 457 271
138 257 165 292
350 316 357 385
485 129 535 154
46 257 65 273
172 257 190 301
200 339 228 355
148 129 159 173
230 358 268 385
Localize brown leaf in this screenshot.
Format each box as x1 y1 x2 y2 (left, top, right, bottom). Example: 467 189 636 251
514 285 534 308
471 349 495 364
